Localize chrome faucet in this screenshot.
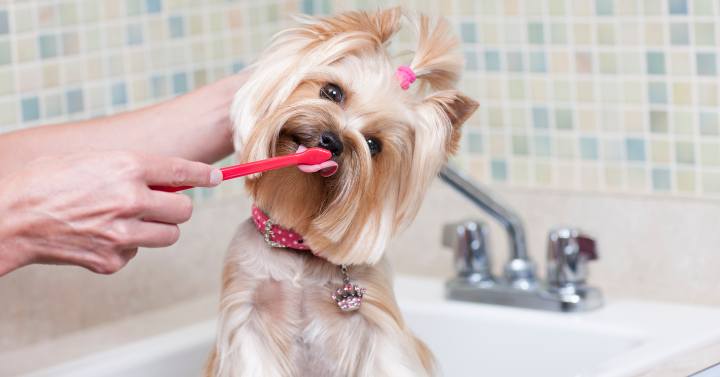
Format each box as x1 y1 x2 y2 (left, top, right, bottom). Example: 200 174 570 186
439 165 603 312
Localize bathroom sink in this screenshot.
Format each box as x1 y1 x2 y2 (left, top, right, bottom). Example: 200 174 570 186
17 276 720 377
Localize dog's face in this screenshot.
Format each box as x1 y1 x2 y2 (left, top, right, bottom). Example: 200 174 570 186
231 8 478 265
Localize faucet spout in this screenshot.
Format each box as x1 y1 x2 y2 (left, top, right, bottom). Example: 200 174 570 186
438 165 537 288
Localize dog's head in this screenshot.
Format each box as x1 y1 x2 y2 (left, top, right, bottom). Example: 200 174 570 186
231 8 478 265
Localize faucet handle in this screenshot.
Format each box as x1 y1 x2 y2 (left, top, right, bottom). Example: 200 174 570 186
442 220 494 284
546 228 597 288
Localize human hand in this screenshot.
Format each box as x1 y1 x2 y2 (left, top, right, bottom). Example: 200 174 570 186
0 151 221 276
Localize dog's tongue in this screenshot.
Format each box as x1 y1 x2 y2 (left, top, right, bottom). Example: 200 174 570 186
296 145 338 177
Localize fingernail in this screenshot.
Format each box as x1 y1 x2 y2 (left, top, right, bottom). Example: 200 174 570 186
210 169 223 186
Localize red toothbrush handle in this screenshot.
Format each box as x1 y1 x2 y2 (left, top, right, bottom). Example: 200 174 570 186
151 148 331 192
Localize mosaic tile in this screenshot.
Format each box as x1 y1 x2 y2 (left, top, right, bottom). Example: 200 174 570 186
626 138 646 161
598 52 617 74
0 69 12 95
467 132 483 154
699 112 719 136
38 4 59 28
460 22 476 44
648 82 667 104
529 52 546 73
651 140 671 163
675 141 695 165
0 10 8 35
694 23 715 46
676 169 695 193
533 135 552 157
673 111 693 135
646 52 665 75
652 168 671 191
0 40 10 66
169 15 185 38
645 23 665 45
172 72 188 94
697 83 718 106
670 23 689 45
669 52 691 75
550 23 567 44
0 100 17 126
668 0 688 15
650 110 669 133
66 89 84 114
21 97 40 122
595 0 613 15
38 35 59 59
44 93 63 118
60 2 79 25
603 139 624 161
532 107 549 129
528 23 544 44
548 0 566 15
111 82 128 106
62 32 80 56
127 23 144 45
580 137 599 160
700 143 720 167
693 0 714 15
696 53 716 76
556 136 576 158
491 160 507 181
596 23 615 45
702 173 720 194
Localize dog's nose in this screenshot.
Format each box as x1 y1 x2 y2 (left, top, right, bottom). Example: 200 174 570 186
318 131 344 156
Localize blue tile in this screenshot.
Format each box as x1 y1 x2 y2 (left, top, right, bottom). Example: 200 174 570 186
0 10 8 34
533 135 551 157
646 52 665 75
146 0 162 13
529 52 546 72
468 132 483 153
532 107 549 129
127 23 143 45
528 23 544 44
301 0 314 14
626 138 646 162
670 23 689 45
652 168 671 191
38 35 58 59
0 40 10 65
460 22 477 43
648 82 667 104
596 0 613 15
491 160 507 181
66 89 84 114
21 97 40 122
484 50 500 72
555 109 573 129
580 137 599 160
232 61 245 73
464 50 479 71
172 72 188 94
696 53 717 76
668 0 687 14
150 75 166 98
168 15 184 38
507 52 524 72
111 83 128 106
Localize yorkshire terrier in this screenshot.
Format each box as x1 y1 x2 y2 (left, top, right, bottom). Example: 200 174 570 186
205 7 478 377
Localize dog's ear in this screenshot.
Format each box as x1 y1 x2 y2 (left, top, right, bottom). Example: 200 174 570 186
304 7 402 46
420 90 479 155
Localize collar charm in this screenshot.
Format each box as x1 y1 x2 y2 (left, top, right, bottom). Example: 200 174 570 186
251 205 367 312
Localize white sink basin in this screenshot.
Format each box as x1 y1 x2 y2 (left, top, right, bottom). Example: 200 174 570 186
18 276 720 377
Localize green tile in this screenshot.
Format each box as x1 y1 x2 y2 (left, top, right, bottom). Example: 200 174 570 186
0 40 11 65
693 0 714 15
700 143 720 166
555 109 573 129
694 23 715 46
548 0 566 15
596 0 613 15
127 0 143 16
512 135 529 155
59 2 78 25
651 168 671 191
675 141 695 164
597 23 615 44
700 112 719 135
550 23 567 44
650 110 668 133
598 52 617 74
468 132 483 154
528 22 544 44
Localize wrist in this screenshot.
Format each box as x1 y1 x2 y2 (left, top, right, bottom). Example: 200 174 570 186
0 182 34 276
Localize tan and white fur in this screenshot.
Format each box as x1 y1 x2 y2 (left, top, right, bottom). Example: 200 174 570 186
205 8 478 377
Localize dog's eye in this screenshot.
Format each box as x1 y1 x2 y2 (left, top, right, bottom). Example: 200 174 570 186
320 83 344 104
366 137 382 156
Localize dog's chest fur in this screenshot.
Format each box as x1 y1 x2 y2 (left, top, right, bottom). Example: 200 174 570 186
210 219 431 377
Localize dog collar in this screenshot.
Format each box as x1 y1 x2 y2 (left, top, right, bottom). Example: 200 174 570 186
250 204 367 312
251 205 310 250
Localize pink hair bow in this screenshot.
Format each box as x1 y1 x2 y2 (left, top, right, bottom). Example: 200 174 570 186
395 65 416 90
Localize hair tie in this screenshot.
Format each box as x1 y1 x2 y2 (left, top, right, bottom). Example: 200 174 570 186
395 65 416 90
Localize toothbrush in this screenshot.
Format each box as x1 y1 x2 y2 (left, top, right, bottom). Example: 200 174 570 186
151 147 332 192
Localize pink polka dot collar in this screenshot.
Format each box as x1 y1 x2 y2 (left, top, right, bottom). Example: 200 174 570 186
251 205 310 251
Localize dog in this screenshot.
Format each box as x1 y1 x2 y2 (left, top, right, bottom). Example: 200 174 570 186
205 7 478 377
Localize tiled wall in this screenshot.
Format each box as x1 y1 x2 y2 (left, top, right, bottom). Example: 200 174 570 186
1 0 719 199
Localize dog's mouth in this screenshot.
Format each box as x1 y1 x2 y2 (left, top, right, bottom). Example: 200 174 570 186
296 145 339 177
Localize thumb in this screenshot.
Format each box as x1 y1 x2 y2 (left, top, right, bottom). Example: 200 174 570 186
144 156 222 188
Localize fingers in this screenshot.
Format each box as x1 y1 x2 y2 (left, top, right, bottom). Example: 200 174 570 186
142 155 222 188
124 221 181 248
141 190 194 224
